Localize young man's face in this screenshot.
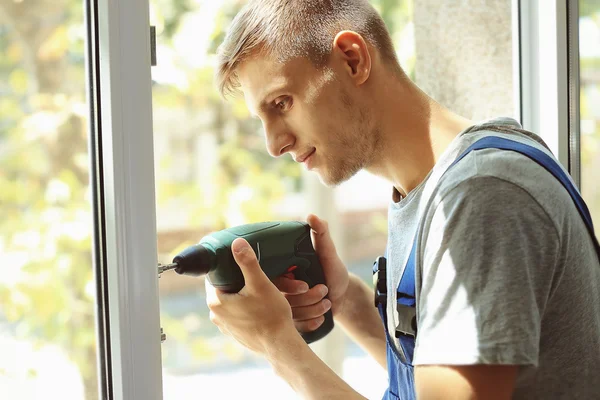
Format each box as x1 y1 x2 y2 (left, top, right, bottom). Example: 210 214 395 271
237 53 379 186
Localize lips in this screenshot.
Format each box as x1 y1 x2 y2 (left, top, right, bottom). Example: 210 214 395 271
296 148 315 163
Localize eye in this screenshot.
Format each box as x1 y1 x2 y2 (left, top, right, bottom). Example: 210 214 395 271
274 96 292 111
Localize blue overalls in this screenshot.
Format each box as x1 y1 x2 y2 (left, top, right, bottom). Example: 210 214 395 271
373 135 600 400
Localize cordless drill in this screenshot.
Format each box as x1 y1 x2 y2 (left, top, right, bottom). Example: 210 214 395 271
158 221 334 344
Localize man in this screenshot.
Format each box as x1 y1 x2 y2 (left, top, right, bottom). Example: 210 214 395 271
204 0 600 399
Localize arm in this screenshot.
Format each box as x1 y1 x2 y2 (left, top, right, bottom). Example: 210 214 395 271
266 272 385 399
206 238 368 400
336 271 518 399
274 215 387 369
266 327 368 400
335 272 387 370
416 365 518 400
412 176 559 399
334 274 518 399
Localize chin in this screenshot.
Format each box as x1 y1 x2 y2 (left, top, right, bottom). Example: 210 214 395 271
316 175 339 188
311 156 363 187
315 169 353 188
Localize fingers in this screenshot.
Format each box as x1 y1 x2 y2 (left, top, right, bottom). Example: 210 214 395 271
291 298 331 321
284 284 330 333
273 276 309 294
284 284 328 307
231 238 269 293
295 315 326 333
306 214 328 235
306 214 339 264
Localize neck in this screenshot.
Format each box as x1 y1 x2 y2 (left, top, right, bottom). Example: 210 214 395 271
365 74 475 198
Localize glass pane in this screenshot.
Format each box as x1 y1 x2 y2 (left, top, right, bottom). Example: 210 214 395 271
152 1 515 399
579 1 600 235
0 3 99 400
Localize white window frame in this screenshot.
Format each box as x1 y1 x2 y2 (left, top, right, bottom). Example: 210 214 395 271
94 0 163 398
566 0 581 187
518 0 573 172
91 1 576 399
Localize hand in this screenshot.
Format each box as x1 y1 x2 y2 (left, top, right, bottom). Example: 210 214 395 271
274 214 350 334
205 237 298 355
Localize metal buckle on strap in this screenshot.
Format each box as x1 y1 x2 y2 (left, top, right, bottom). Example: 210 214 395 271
373 256 387 307
394 303 417 338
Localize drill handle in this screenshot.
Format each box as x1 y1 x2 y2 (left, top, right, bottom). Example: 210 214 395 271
289 255 334 344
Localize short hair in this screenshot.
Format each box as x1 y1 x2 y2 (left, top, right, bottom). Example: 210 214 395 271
215 0 402 98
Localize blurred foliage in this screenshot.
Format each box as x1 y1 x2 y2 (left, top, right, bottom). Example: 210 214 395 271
580 1 600 234
0 0 97 398
150 0 303 232
581 1 600 19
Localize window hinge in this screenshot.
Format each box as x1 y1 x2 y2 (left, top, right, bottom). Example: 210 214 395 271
150 26 157 66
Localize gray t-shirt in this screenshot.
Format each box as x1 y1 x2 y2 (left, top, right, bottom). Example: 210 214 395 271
385 117 600 398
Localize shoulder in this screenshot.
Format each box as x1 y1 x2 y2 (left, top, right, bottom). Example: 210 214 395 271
420 130 568 248
423 174 560 243
437 129 563 193
427 130 570 236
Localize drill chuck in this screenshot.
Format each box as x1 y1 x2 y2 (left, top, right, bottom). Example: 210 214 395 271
171 243 213 277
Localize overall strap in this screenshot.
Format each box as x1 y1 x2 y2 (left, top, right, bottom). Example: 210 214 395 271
453 136 600 257
395 135 600 342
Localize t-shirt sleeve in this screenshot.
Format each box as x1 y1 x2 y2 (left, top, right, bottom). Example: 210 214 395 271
412 175 560 367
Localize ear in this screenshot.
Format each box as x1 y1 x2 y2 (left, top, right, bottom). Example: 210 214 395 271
332 30 372 86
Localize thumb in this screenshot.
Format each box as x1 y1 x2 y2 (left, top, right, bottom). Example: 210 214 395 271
231 238 269 293
306 214 340 264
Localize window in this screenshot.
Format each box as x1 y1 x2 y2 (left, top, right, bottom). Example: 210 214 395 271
579 1 600 234
151 1 517 398
0 3 99 399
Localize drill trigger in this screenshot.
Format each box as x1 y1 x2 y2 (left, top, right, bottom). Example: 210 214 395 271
289 262 312 287
282 272 295 280
287 265 298 273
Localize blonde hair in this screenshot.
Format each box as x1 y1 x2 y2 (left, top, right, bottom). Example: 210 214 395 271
215 0 401 98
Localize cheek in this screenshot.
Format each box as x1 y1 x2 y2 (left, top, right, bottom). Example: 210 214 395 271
295 100 350 149
291 108 322 140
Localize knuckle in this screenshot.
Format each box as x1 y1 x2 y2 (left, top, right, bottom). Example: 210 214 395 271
299 294 319 308
311 290 325 304
273 277 286 288
283 293 295 303
294 321 306 332
207 299 218 310
292 303 324 321
295 320 314 333
291 308 303 320
209 311 218 324
310 317 324 330
292 307 307 321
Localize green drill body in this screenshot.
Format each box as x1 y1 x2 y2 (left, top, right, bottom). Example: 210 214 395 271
160 221 334 343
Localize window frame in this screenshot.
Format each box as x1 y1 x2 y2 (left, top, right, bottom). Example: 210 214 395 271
90 0 163 398
517 0 576 174
567 0 581 187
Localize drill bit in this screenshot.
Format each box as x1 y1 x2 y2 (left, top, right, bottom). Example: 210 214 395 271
158 262 178 275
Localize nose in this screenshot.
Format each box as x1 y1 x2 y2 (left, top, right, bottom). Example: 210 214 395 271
264 121 295 157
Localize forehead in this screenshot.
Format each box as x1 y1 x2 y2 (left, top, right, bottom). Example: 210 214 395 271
237 55 319 113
